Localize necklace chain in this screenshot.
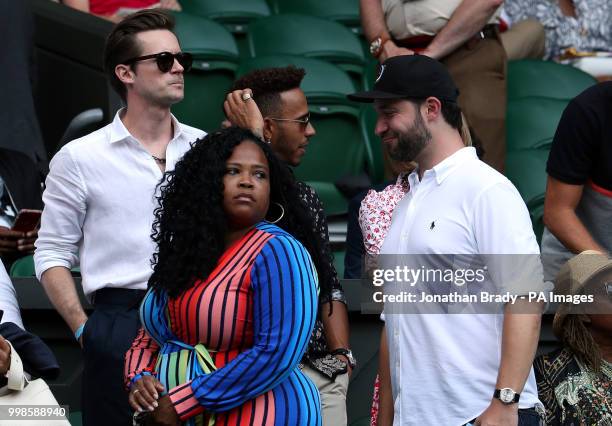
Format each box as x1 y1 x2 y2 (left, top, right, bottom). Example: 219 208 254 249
151 155 166 164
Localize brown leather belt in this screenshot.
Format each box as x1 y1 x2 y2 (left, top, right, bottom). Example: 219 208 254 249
395 24 499 51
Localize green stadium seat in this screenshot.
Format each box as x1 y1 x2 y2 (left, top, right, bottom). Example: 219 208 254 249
360 105 384 184
507 59 597 101
506 148 549 209
180 0 271 55
170 12 239 132
506 148 550 245
269 0 361 34
181 0 270 33
506 97 569 151
9 255 35 277
9 255 81 278
246 14 365 85
238 55 366 216
237 55 355 103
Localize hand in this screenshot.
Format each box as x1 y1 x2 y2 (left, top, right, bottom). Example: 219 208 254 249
334 354 353 377
379 40 414 62
160 0 182 11
0 336 11 375
0 227 25 255
17 230 37 253
475 399 518 426
149 395 181 426
128 375 165 413
223 89 265 139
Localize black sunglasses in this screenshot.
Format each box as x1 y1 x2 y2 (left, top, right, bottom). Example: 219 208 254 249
124 51 193 73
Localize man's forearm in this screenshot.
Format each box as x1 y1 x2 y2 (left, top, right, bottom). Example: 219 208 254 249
321 300 350 350
496 303 541 392
545 208 605 254
360 0 389 42
424 0 502 59
40 266 88 334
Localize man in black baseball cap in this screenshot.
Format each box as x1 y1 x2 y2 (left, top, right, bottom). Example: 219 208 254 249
348 54 459 103
349 54 546 426
348 54 464 170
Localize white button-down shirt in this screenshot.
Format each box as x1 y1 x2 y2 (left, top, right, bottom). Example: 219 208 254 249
34 110 205 297
380 147 543 425
0 263 23 329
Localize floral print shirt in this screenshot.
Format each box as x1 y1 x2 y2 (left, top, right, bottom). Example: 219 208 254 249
504 0 612 59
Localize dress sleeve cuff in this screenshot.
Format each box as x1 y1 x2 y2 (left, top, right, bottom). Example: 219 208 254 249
168 381 204 421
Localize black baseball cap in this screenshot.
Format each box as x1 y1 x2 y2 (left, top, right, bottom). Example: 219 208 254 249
348 55 459 103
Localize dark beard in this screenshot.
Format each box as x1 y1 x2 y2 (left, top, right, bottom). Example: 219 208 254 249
388 114 432 163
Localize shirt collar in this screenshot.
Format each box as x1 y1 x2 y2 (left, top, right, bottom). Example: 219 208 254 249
409 147 477 187
108 108 183 144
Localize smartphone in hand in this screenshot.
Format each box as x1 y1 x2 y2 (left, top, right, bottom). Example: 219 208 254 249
11 209 42 233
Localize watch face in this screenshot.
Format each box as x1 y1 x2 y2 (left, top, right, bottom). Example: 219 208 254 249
370 38 381 54
500 388 515 403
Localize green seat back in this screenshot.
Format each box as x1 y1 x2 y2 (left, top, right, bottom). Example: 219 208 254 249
181 0 271 33
506 97 568 151
306 182 349 216
297 111 364 216
506 149 550 244
269 0 361 34
173 71 236 131
237 55 355 104
9 255 80 278
10 255 35 277
170 12 239 131
505 148 549 210
171 12 239 60
508 59 596 101
246 14 365 77
360 105 384 184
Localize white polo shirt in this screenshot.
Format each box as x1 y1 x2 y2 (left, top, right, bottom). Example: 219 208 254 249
380 147 542 425
34 110 205 297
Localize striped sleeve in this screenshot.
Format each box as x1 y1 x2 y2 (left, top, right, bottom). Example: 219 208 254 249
124 327 160 389
168 234 318 420
124 289 167 389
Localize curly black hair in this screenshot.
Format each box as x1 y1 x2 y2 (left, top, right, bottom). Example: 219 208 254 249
230 66 306 116
149 127 333 301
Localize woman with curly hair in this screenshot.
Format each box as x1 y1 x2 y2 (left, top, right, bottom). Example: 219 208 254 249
124 127 325 425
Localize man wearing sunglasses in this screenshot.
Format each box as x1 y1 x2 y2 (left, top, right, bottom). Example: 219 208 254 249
34 9 204 426
224 67 352 426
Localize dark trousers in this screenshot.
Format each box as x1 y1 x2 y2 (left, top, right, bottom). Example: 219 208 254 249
464 407 543 426
81 288 145 426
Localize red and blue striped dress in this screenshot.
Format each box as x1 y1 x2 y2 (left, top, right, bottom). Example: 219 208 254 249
125 222 321 425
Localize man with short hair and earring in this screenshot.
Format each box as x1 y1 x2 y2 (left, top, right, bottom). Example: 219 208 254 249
224 67 352 426
34 9 204 425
